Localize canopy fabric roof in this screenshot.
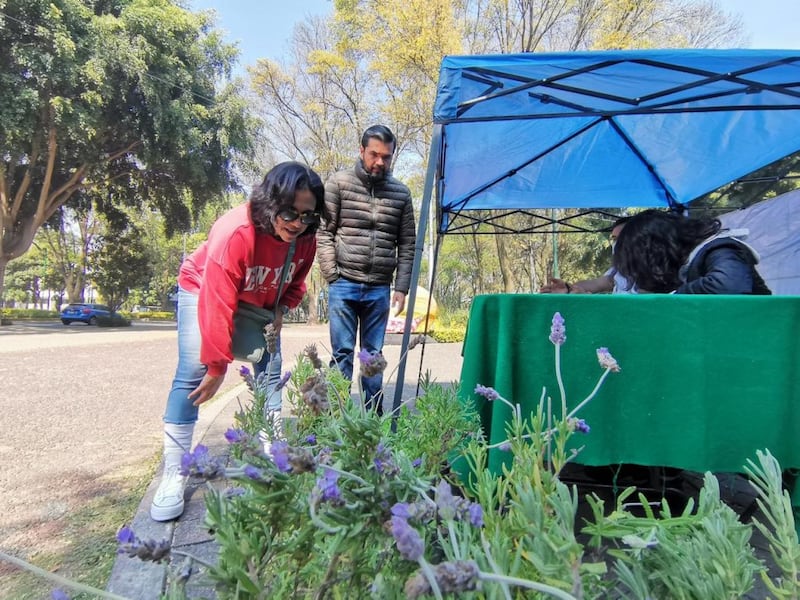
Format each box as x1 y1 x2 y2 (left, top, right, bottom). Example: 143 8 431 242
432 49 800 232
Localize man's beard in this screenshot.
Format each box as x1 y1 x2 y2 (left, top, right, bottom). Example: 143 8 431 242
366 165 387 184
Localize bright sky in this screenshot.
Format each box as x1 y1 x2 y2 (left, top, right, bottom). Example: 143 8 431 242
191 0 800 71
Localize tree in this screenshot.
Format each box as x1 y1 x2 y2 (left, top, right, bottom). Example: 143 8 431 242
249 16 375 180
91 226 152 311
0 0 255 303
39 203 102 303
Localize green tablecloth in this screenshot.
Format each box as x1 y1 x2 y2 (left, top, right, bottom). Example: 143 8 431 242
459 294 800 485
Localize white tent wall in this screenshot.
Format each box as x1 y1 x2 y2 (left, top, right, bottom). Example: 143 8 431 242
718 189 800 295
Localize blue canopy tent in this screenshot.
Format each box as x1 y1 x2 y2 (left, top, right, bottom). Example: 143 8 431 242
391 48 800 413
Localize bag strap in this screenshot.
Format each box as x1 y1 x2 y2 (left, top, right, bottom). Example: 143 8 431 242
274 240 296 309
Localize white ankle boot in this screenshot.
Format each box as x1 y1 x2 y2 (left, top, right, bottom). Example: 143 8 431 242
258 409 284 452
150 423 194 521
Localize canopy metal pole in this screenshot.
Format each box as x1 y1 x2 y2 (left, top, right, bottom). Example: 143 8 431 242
391 125 442 429
551 208 559 278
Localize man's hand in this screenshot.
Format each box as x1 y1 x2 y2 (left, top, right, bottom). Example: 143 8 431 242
540 278 570 294
391 291 407 316
189 373 225 407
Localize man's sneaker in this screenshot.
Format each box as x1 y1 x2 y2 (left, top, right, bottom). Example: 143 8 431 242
150 466 188 521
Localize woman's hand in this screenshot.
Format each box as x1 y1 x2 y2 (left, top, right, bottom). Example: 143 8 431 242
189 373 225 406
272 310 284 336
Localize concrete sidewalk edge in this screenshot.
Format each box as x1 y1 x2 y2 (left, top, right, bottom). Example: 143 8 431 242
105 383 246 600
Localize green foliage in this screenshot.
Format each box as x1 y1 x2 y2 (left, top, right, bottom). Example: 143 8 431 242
95 313 131 327
0 307 58 319
393 378 479 478
745 450 800 598
430 327 465 344
0 0 256 300
91 226 153 311
583 477 760 599
123 310 175 321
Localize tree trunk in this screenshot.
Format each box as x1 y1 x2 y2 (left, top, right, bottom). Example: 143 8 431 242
0 257 7 309
494 233 515 293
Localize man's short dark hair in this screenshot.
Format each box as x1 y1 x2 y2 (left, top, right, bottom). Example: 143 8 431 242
361 124 396 151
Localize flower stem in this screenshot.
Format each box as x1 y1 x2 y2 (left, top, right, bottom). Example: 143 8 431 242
479 571 578 599
555 345 567 419
322 465 369 486
447 521 461 561
418 557 444 600
0 550 131 600
566 368 611 420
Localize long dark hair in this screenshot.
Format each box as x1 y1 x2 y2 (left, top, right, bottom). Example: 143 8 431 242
248 161 328 236
613 209 721 293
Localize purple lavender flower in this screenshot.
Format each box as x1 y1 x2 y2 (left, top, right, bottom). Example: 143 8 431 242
405 560 480 598
275 370 292 391
474 384 500 401
498 441 512 452
574 418 591 434
224 486 246 498
391 502 412 519
224 428 247 444
244 465 263 480
435 479 461 521
116 525 136 545
359 349 388 377
468 503 484 527
51 590 70 600
304 343 323 369
549 312 566 346
316 468 341 502
373 442 398 476
597 347 621 372
412 458 422 468
239 365 251 378
305 434 317 445
180 445 225 479
270 440 292 472
116 525 171 562
390 516 424 561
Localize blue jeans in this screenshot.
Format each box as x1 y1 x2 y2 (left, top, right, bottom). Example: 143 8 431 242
327 278 390 412
163 288 282 424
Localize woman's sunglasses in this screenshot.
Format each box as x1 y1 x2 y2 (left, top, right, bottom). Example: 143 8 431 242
277 209 321 225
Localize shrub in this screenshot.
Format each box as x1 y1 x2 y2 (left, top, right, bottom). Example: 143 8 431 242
430 326 465 343
96 314 132 327
0 307 59 320
124 311 176 321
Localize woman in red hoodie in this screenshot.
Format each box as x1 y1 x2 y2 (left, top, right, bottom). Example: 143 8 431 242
151 161 327 521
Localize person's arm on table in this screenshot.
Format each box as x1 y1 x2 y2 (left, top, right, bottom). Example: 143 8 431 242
540 274 614 294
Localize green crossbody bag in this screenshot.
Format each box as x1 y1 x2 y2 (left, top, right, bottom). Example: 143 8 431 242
230 241 295 363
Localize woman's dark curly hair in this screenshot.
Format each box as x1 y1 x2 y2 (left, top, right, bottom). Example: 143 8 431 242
248 161 328 236
612 209 721 293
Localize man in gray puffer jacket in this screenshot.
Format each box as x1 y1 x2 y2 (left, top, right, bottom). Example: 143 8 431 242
318 124 416 414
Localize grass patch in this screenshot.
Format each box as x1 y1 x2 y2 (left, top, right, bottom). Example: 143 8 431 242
0 455 160 600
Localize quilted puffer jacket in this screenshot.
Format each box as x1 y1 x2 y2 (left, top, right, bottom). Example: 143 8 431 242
677 236 771 294
317 159 416 292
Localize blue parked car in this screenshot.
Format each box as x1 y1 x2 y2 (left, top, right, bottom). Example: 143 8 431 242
60 303 111 326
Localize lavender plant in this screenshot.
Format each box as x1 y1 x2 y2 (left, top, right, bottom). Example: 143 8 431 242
7 313 800 599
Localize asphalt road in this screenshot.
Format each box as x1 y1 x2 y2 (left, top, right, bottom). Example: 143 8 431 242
0 319 334 578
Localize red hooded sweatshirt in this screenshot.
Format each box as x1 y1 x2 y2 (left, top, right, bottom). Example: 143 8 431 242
178 203 316 376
